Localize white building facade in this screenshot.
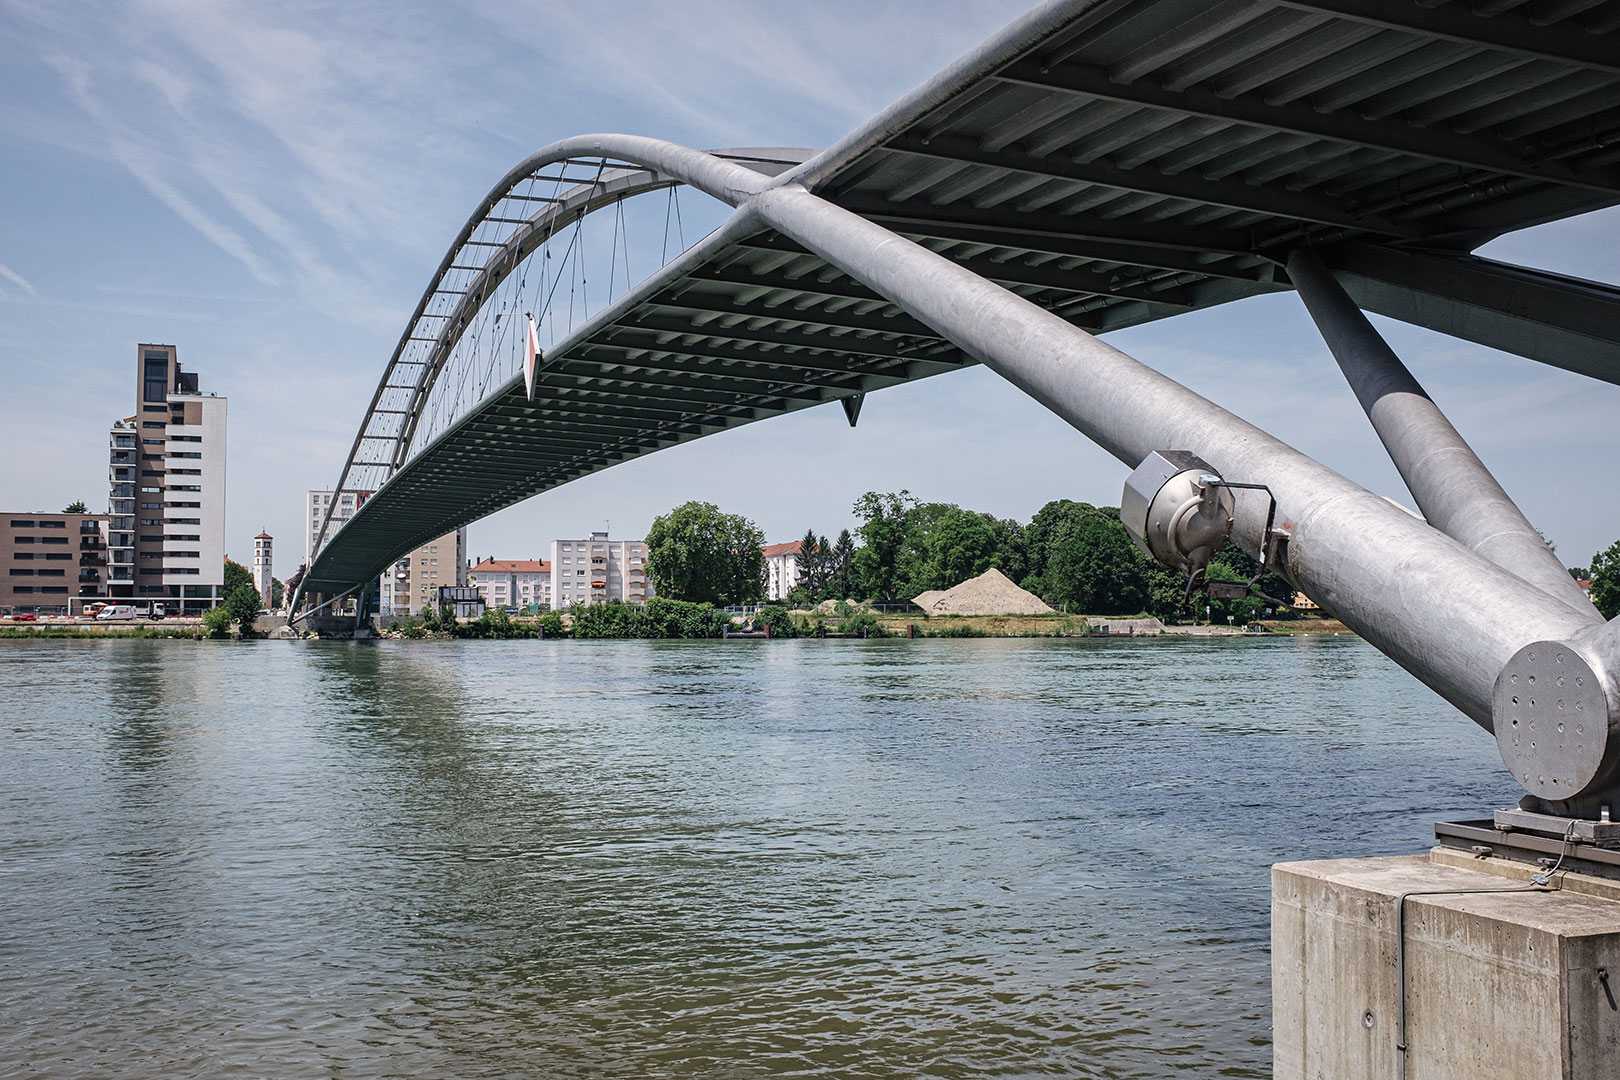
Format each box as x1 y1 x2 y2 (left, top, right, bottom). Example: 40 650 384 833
305 489 369 568
549 532 652 607
762 540 801 600
468 558 551 611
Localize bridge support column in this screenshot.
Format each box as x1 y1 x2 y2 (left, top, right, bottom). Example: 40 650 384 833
1274 853 1620 1080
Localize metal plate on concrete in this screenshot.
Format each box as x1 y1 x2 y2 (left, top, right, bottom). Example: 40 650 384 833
1494 808 1620 844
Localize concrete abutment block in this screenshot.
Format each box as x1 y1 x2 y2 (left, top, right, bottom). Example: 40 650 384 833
1274 854 1620 1079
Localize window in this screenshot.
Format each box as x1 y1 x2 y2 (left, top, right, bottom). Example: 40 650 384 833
140 552 164 559
41 537 66 545
9 569 35 576
169 518 200 526
142 438 164 446
37 569 64 577
140 503 162 510
12 586 33 593
429 558 437 565
143 405 168 414
167 552 199 559
10 520 34 527
141 470 164 477
140 486 162 493
429 546 437 554
171 485 201 492
167 567 199 575
139 535 163 544
169 534 199 542
170 469 201 476
577 569 585 576
168 502 200 508
41 587 68 594
13 553 33 561
141 421 166 429
13 536 34 545
139 519 163 527
171 435 201 443
40 521 64 529
44 553 69 561
171 452 201 459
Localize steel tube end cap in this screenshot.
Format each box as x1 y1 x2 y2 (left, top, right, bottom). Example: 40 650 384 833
1495 641 1609 802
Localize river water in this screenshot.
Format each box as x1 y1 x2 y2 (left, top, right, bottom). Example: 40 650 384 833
1 636 1518 1078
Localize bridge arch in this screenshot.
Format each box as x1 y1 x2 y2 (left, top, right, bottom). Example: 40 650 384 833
316 138 812 562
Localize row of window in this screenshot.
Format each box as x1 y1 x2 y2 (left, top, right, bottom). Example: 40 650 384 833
9 586 69 594
12 536 69 545
11 553 71 561
8 520 68 528
9 569 66 576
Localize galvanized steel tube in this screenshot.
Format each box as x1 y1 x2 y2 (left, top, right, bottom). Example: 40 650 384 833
1287 247 1598 619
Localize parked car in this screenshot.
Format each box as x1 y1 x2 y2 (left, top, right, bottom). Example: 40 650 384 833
97 605 137 621
12 612 38 622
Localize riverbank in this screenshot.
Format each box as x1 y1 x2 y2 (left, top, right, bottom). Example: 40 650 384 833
0 622 208 639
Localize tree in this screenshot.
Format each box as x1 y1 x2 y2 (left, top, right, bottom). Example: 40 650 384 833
797 529 831 598
223 558 253 596
1590 539 1620 620
829 529 856 599
851 490 917 601
62 500 89 514
908 506 1011 594
224 584 262 633
1043 513 1150 615
645 501 766 606
270 578 285 609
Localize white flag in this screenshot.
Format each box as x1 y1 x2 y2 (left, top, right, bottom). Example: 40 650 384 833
525 315 541 400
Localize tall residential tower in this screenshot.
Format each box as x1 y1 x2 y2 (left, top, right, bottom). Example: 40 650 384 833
110 344 227 613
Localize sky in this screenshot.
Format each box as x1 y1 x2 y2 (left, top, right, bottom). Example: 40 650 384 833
1 0 1617 581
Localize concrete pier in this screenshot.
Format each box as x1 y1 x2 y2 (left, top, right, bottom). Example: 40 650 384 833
1274 853 1620 1079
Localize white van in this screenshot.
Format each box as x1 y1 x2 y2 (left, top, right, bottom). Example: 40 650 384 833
96 605 138 621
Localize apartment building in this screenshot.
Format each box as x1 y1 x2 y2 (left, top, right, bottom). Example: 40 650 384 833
381 529 467 616
305 489 371 568
112 344 227 614
468 558 552 611
548 532 652 607
761 540 802 600
1 513 109 615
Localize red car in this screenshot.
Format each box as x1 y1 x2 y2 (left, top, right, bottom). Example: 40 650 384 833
11 613 37 621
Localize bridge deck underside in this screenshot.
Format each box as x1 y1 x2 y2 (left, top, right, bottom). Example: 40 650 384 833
302 0 1620 596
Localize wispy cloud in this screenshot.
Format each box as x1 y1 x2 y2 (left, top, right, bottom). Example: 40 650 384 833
0 260 39 297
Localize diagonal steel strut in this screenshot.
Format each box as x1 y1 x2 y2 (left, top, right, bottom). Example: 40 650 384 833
1287 247 1598 620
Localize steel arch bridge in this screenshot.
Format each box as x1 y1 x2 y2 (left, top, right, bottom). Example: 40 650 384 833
298 0 1620 815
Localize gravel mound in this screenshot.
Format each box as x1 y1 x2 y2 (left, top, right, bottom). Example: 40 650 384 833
913 568 1055 616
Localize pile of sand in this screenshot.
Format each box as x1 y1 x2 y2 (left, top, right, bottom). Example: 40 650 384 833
912 568 1054 616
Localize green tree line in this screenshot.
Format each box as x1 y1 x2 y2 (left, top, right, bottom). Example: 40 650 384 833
645 493 1295 621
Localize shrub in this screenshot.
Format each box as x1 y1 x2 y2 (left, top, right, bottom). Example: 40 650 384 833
837 611 888 638
756 604 797 638
930 622 985 637
203 605 233 638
